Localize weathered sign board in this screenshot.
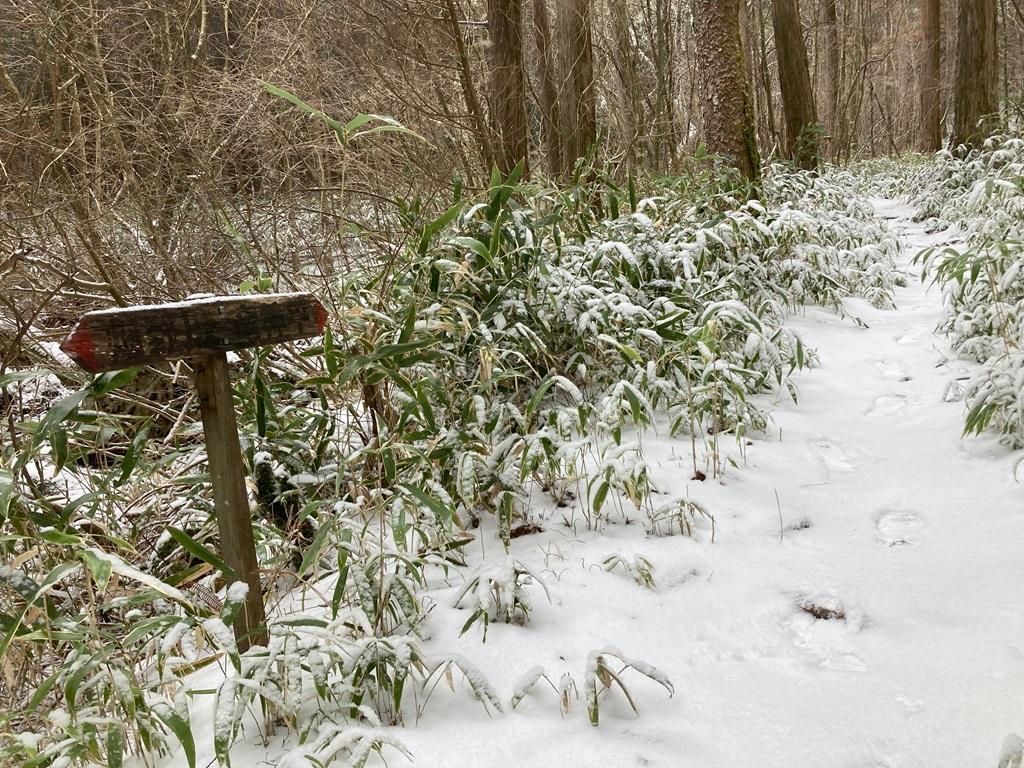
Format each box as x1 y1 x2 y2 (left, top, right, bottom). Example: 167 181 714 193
61 293 327 373
61 292 328 650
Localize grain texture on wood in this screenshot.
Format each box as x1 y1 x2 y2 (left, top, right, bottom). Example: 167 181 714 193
193 352 267 651
60 293 327 373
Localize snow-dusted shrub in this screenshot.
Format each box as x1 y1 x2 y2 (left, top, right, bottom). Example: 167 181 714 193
601 553 656 588
506 647 672 726
330 161 900 539
0 533 206 768
876 133 1024 446
201 617 502 762
1 157 901 765
998 733 1023 768
454 558 550 638
645 496 715 539
583 647 674 726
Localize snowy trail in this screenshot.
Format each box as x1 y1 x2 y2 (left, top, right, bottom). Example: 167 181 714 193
393 201 1024 768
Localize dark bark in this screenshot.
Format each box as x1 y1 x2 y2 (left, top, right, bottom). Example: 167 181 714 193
919 0 942 151
652 0 676 168
822 0 841 144
557 0 596 175
531 0 562 176
693 0 761 181
755 0 781 152
773 0 820 168
609 0 643 169
953 0 999 147
488 0 529 175
444 0 495 172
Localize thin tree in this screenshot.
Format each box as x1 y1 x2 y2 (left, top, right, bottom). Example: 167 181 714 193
953 0 999 147
488 0 529 175
773 0 820 168
609 0 644 169
532 0 562 176
919 0 942 151
444 0 495 173
693 0 761 181
558 0 596 175
822 0 841 152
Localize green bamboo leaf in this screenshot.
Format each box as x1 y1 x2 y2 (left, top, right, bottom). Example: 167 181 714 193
25 669 61 714
524 377 557 426
0 562 79 661
166 527 237 581
91 368 140 396
399 484 453 526
592 481 610 516
452 236 492 264
153 703 196 768
115 422 150 487
0 469 13 522
297 519 334 578
106 723 124 768
254 375 269 438
79 549 112 589
0 368 57 387
330 529 353 619
49 426 68 474
37 528 82 546
36 389 90 437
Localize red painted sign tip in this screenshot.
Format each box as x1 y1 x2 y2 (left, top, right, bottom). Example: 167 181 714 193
314 300 328 332
61 325 99 373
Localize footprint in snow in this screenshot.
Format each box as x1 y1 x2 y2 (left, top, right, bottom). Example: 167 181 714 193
874 509 924 546
865 393 907 416
874 359 912 382
852 753 910 768
811 437 858 474
896 696 924 714
785 593 867 672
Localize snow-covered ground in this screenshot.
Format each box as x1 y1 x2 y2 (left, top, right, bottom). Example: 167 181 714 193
177 201 1023 768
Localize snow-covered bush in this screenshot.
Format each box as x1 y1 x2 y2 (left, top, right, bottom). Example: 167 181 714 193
0 159 901 766
506 647 672 725
583 647 674 727
873 134 1024 446
453 558 550 638
601 553 656 588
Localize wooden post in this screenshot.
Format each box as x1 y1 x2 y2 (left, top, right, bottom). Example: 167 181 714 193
193 352 267 650
60 293 327 651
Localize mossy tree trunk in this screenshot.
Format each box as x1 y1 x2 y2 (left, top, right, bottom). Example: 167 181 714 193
693 0 761 182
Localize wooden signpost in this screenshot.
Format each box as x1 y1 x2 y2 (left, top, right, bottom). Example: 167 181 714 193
61 293 328 650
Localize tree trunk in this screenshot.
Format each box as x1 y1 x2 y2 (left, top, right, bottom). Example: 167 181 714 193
652 0 676 168
558 0 596 175
919 0 942 151
953 0 999 147
773 0 820 168
488 0 529 175
755 0 781 153
822 0 841 144
531 0 562 176
609 0 643 170
444 0 495 173
693 0 761 181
